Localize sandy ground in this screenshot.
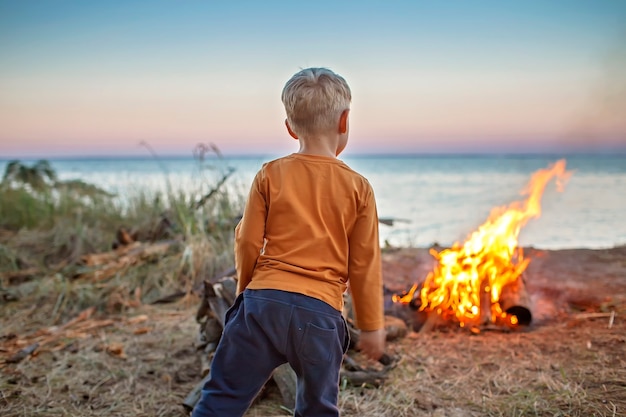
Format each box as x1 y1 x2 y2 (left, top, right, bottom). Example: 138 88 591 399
1 246 625 416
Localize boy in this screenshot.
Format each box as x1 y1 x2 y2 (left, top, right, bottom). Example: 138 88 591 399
192 67 385 417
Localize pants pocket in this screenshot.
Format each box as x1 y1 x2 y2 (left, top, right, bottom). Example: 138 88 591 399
300 322 337 364
224 293 244 325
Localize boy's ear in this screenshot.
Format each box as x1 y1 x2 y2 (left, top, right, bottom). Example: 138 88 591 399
285 119 299 140
338 110 349 134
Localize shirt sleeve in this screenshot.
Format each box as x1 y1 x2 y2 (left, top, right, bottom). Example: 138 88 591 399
235 169 267 294
348 184 385 331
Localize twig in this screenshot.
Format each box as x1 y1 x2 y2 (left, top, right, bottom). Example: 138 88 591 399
192 167 236 210
139 141 173 196
608 311 615 329
89 375 113 398
378 217 411 227
572 312 616 320
6 343 39 363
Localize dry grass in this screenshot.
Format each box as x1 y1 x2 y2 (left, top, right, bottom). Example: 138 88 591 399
1 301 624 417
0 304 199 417
372 321 625 417
2 247 625 417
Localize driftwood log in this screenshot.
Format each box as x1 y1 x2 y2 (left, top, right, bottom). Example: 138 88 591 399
184 275 402 413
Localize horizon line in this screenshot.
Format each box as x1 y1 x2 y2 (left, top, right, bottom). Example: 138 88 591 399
2 150 626 162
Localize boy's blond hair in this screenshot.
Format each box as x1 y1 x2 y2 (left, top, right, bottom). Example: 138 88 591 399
281 67 352 137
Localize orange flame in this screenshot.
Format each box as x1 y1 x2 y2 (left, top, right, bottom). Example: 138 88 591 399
397 160 571 330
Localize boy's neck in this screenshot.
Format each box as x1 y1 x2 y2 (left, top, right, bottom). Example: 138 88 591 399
296 134 344 158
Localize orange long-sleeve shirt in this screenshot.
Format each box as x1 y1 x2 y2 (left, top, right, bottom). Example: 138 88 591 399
234 153 384 331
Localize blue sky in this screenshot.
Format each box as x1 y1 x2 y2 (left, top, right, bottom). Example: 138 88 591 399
1 0 625 157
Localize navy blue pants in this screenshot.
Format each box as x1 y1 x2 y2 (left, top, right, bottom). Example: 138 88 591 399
191 289 350 417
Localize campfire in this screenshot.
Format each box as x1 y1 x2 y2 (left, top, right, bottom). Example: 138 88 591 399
393 160 572 332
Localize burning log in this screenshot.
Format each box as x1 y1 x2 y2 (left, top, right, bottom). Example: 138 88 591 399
499 275 532 326
392 277 533 332
418 312 443 334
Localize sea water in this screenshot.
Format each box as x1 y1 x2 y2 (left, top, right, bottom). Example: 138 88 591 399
1 154 624 249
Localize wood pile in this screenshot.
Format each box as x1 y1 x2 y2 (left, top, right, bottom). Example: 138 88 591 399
0 307 119 368
74 240 179 282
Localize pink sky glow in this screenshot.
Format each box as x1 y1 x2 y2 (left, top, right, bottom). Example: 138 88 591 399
1 1 625 158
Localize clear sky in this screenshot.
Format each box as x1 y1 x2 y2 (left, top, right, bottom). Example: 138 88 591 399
1 0 625 158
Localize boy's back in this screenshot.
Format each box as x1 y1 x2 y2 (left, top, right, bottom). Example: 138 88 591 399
235 152 383 331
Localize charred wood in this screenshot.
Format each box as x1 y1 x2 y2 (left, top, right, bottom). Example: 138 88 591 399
500 275 532 326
